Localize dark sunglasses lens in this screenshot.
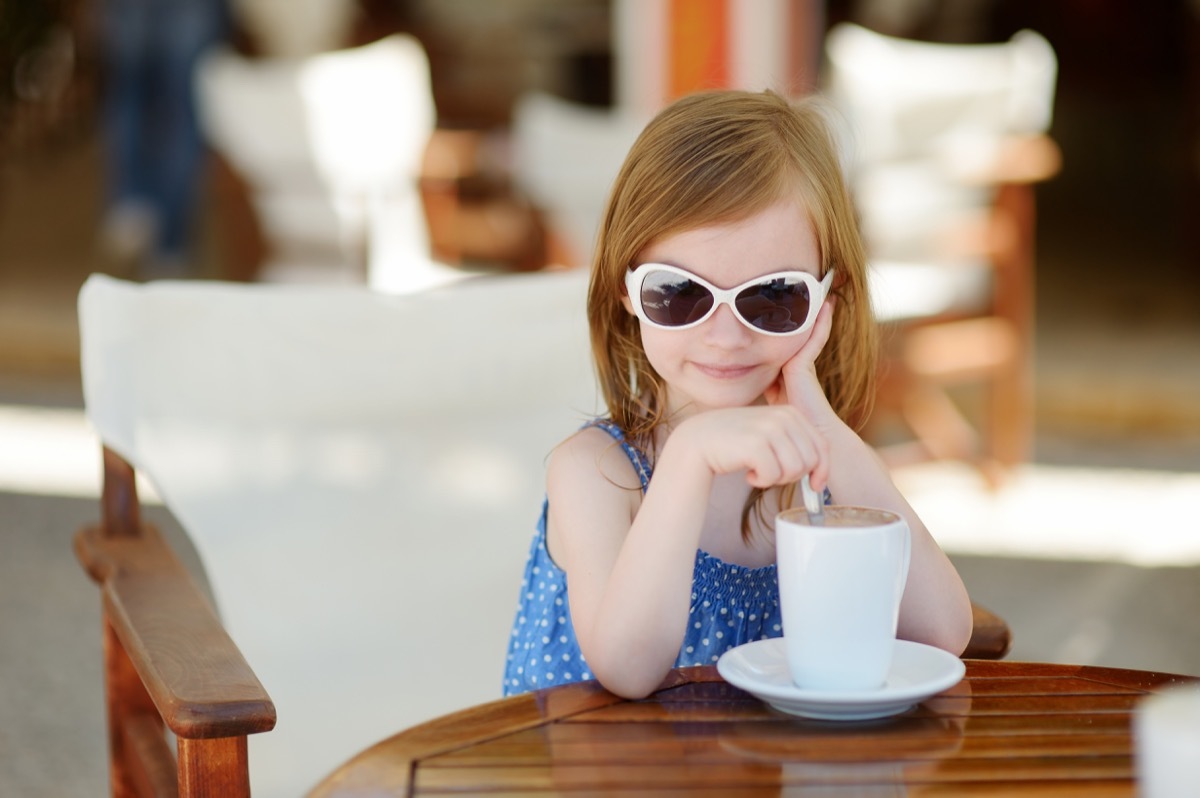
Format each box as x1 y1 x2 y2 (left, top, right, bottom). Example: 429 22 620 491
735 277 812 333
640 271 715 327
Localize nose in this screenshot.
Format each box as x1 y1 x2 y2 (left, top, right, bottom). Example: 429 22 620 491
702 302 753 347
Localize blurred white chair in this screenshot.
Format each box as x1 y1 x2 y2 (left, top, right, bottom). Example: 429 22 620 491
195 34 471 293
510 92 647 267
230 0 357 58
74 269 598 796
823 23 1060 477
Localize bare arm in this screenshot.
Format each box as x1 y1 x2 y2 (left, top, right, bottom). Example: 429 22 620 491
820 422 973 654
770 303 974 655
547 406 828 698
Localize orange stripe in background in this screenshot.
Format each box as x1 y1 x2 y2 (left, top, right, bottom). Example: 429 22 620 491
668 0 730 99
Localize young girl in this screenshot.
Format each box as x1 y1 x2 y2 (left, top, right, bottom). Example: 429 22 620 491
504 89 973 699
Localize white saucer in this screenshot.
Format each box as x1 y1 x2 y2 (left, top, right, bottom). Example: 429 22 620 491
716 639 965 721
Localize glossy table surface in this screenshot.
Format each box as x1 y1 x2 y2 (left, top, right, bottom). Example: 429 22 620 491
311 659 1196 797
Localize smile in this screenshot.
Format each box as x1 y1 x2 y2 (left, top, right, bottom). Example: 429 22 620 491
691 362 759 380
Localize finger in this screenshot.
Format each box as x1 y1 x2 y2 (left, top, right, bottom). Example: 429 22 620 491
747 449 783 487
772 409 828 490
806 432 832 494
776 301 835 389
796 300 835 365
733 431 782 487
762 417 814 487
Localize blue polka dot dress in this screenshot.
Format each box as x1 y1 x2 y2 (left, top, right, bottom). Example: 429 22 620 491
503 419 783 696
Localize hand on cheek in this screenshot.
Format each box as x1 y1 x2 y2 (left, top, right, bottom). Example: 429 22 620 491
764 299 835 413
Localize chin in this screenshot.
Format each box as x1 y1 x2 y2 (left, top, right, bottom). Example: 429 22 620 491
689 385 771 411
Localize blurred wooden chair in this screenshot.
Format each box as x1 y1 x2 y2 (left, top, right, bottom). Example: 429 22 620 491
194 34 472 293
73 270 1010 796
823 23 1060 480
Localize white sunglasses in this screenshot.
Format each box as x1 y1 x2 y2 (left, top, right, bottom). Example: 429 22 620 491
625 263 834 336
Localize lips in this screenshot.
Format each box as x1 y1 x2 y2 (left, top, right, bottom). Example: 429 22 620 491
691 362 759 380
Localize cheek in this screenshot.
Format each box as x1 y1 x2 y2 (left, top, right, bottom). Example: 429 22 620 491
638 325 677 372
765 332 811 369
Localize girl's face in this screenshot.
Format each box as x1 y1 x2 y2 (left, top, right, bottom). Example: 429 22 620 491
626 198 823 419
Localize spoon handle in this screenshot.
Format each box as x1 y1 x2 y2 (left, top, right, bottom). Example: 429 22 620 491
801 474 825 525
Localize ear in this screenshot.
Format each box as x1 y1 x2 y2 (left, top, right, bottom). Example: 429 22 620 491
621 293 634 315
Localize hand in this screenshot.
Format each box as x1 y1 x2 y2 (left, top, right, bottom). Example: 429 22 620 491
673 405 829 491
763 298 836 423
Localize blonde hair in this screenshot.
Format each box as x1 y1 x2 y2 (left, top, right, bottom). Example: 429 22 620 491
587 89 878 535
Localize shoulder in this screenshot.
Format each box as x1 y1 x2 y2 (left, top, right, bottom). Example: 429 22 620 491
546 426 642 537
545 424 643 565
547 424 642 497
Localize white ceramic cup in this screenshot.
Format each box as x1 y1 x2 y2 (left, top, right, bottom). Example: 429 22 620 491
775 506 911 691
1136 684 1200 798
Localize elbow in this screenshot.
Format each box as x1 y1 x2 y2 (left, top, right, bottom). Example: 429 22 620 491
601 678 658 701
590 661 667 700
584 644 676 700
904 616 972 659
940 610 975 658
581 618 684 699
932 598 976 657
899 594 974 658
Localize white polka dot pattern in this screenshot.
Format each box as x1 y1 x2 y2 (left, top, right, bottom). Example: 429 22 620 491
502 420 783 696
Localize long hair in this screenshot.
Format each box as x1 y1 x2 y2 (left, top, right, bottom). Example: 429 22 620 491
587 89 878 535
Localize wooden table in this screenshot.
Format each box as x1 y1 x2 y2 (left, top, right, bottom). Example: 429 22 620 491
311 660 1196 796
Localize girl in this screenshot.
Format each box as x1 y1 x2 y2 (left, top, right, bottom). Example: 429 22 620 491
504 89 973 699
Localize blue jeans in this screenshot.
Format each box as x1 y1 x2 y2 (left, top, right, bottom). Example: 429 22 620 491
99 0 229 261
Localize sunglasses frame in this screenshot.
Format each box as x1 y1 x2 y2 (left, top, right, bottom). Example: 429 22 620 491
625 263 835 336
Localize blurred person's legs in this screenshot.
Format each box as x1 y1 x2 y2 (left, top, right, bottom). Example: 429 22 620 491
98 0 228 278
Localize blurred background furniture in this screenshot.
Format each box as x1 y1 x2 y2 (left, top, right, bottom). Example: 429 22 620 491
823 22 1060 481
509 91 646 268
74 269 599 796
194 33 473 293
229 0 357 58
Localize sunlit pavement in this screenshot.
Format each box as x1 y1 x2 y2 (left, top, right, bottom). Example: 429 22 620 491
895 459 1200 568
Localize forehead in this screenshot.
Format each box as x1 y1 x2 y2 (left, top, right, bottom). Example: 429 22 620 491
638 199 820 285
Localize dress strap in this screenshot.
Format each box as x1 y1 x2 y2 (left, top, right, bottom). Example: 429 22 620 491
586 419 653 492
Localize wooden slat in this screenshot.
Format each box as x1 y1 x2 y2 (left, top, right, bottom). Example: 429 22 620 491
964 676 1144 696
964 660 1192 689
177 736 250 797
102 447 142 537
413 754 1134 793
121 714 179 797
104 617 169 797
442 712 1129 755
425 720 1132 769
928 694 1141 715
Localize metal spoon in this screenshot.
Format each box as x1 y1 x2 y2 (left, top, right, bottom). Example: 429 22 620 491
801 474 825 525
